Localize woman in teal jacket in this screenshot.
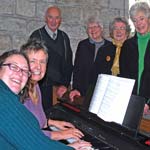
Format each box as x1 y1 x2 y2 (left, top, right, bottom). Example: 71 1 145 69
0 50 73 150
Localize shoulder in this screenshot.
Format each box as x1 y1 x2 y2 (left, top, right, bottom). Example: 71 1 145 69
104 39 113 45
58 30 69 39
122 35 137 53
102 39 116 50
78 38 90 46
0 81 17 102
30 26 45 37
124 34 137 45
121 34 138 57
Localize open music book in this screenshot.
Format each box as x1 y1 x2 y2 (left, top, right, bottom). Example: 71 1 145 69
89 74 135 125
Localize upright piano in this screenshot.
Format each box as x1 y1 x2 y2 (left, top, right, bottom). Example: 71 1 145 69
47 100 150 150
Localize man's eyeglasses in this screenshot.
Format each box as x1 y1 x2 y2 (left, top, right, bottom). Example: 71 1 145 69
2 63 31 77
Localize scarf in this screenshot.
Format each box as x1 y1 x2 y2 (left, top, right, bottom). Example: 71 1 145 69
111 39 123 76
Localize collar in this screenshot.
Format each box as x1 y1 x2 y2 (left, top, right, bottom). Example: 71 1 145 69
137 32 150 40
112 39 123 48
0 79 19 97
45 25 58 38
89 38 104 45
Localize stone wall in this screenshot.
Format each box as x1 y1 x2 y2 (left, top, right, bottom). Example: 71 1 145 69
0 0 128 57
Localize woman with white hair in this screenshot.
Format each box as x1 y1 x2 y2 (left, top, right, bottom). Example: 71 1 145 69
120 2 150 113
109 17 131 76
70 16 116 101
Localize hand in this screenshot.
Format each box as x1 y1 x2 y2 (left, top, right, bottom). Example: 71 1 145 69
68 140 92 150
56 85 67 98
143 104 150 115
48 119 75 130
69 90 81 102
50 128 84 141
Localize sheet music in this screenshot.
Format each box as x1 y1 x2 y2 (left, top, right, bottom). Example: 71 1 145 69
89 74 110 114
89 74 135 124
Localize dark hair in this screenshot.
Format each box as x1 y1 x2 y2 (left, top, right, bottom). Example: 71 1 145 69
0 49 30 68
0 49 30 100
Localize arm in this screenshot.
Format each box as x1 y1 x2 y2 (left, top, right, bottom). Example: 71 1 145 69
48 119 75 129
48 119 84 141
55 85 68 98
0 90 72 150
61 32 73 87
72 42 85 95
119 42 130 78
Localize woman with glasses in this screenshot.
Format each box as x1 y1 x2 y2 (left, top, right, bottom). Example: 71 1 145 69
69 16 116 101
20 39 92 149
109 17 131 76
120 2 150 113
0 49 73 149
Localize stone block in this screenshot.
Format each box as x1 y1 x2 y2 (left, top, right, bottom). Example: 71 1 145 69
0 0 15 15
0 16 27 33
16 0 35 17
0 34 11 51
27 20 45 36
12 34 27 50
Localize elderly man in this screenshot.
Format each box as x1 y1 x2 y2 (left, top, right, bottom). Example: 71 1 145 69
29 6 73 114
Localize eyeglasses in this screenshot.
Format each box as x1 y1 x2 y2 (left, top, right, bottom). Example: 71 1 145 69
2 63 31 77
87 25 100 30
113 27 126 31
132 16 147 24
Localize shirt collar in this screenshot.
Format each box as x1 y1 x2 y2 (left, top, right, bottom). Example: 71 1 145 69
45 25 58 38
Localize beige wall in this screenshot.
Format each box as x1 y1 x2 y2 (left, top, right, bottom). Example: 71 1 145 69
0 0 129 56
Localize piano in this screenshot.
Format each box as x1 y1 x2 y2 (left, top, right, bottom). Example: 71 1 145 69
47 101 150 150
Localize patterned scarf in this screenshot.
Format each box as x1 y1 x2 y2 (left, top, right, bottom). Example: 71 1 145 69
111 39 123 76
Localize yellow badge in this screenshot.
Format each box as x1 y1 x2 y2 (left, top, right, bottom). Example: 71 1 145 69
106 56 111 62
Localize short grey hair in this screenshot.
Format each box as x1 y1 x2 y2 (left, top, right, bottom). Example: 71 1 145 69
129 2 150 21
85 16 103 29
109 17 131 38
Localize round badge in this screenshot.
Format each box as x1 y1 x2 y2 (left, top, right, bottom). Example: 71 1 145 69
106 56 111 62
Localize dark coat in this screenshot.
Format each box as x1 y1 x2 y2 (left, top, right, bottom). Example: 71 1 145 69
30 26 73 87
73 38 116 96
29 26 73 111
120 34 150 100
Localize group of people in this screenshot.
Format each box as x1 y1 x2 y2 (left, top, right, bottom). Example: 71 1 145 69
0 1 150 149
0 41 91 149
71 1 150 115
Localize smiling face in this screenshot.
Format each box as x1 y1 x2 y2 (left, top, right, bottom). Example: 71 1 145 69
132 11 149 35
0 54 29 94
112 22 128 42
87 22 103 42
45 7 61 32
28 50 47 83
